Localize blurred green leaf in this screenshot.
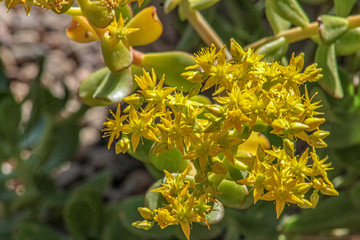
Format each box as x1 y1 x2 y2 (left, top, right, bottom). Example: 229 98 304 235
13 221 64 240
265 0 291 34
119 195 177 238
284 191 360 234
189 0 220 10
334 0 357 17
257 37 289 62
64 189 103 240
78 170 111 194
335 27 360 56
127 138 154 163
102 203 139 240
0 94 21 146
315 44 343 98
267 0 309 28
318 15 349 45
141 51 196 92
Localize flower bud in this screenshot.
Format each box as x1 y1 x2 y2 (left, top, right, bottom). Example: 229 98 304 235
289 122 309 134
116 136 131 154
303 117 325 131
205 104 225 117
283 138 294 158
132 220 154 230
138 207 155 220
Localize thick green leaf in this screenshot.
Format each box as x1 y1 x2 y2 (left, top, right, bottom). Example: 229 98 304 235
119 195 177 238
315 44 343 98
216 179 248 208
93 67 133 103
318 15 349 45
13 221 64 240
140 51 196 92
78 170 111 194
206 200 224 225
78 67 112 106
64 189 103 240
227 201 278 240
334 0 357 17
256 37 289 62
267 0 309 28
164 0 181 13
188 0 220 10
127 138 154 163
102 203 139 240
335 27 360 56
150 147 189 173
101 39 133 73
265 0 291 34
0 94 20 144
284 191 360 234
77 0 114 28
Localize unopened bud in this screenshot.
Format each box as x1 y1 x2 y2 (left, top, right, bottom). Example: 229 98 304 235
138 207 155 220
289 122 309 134
205 104 225 117
116 136 130 154
132 220 154 230
303 117 325 131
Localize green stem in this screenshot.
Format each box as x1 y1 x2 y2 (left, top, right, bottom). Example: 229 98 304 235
180 1 232 59
246 14 360 50
65 7 83 16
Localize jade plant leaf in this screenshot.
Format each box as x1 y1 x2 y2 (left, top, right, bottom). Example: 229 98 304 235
78 68 112 106
318 15 349 45
77 0 114 28
265 0 291 34
256 37 289 62
13 221 64 240
188 0 220 10
101 39 133 73
334 0 357 17
315 44 343 98
141 51 197 92
66 16 99 43
216 179 248 208
267 0 309 28
93 67 133 103
127 7 163 46
150 147 190 173
335 27 360 56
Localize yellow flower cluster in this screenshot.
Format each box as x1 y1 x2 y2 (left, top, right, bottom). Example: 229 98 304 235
103 39 338 237
132 166 213 240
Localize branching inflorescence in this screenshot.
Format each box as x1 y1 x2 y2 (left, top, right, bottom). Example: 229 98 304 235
103 39 338 239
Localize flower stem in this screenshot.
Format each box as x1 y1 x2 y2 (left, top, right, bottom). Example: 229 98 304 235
65 7 83 16
180 2 231 59
246 14 360 50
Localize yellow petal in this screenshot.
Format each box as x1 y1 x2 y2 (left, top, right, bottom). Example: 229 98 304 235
66 16 99 43
180 220 191 240
126 7 163 46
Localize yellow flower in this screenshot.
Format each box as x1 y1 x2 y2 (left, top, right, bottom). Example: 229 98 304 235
121 106 159 151
102 104 128 149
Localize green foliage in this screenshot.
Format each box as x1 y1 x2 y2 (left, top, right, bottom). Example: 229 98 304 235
2 0 360 239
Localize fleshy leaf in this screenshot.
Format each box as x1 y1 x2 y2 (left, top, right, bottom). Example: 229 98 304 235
140 51 197 92
334 0 357 17
267 0 309 28
66 16 99 43
164 0 181 13
188 0 220 10
205 200 224 225
265 0 291 34
78 68 112 106
335 27 360 56
256 37 289 62
318 15 349 45
101 38 133 72
315 44 343 98
77 0 114 28
127 7 163 46
150 147 190 173
216 179 248 208
93 67 133 103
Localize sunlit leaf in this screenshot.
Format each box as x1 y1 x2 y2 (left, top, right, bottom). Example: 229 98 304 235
318 15 349 45
315 44 343 98
334 0 357 17
127 7 163 46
